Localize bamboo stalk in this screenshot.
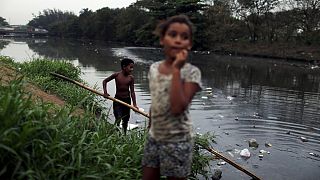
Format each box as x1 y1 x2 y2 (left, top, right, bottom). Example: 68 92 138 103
50 72 261 179
50 72 149 118
204 146 261 180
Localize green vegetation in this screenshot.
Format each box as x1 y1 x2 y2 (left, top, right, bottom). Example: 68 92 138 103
0 57 216 179
16 59 94 108
0 78 145 179
0 17 9 26
22 0 320 50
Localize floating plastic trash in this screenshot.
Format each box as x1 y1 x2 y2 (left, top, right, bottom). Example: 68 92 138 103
228 152 234 157
249 139 259 148
227 96 234 101
309 153 320 157
201 96 208 99
135 119 144 123
217 161 226 166
139 107 144 112
300 137 308 142
259 150 270 155
267 116 278 120
218 114 224 118
240 148 251 158
265 142 272 147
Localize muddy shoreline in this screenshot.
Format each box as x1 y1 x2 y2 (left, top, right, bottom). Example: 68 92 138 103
210 42 320 64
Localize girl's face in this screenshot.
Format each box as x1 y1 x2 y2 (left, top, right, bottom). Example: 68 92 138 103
160 22 192 60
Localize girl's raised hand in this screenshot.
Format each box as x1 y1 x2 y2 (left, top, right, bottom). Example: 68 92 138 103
173 49 188 69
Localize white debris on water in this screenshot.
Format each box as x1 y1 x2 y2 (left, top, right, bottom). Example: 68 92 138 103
300 137 308 142
135 119 144 123
240 148 251 158
311 65 319 69
259 150 270 154
226 96 234 101
265 142 272 147
234 149 241 154
309 152 320 157
267 116 278 120
217 161 226 166
259 154 264 159
196 132 203 136
228 152 234 157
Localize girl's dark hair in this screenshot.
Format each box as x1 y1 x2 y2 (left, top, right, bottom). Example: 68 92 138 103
154 15 194 40
121 58 134 69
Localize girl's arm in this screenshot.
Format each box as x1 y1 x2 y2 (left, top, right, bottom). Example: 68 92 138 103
170 69 200 115
170 49 200 115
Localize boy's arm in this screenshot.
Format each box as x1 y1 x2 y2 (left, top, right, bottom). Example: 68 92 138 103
102 73 117 96
129 76 138 108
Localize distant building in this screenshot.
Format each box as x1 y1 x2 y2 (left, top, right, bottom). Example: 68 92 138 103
0 25 48 37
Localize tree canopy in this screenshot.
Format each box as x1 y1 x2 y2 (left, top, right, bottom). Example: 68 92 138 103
26 0 320 48
0 17 9 26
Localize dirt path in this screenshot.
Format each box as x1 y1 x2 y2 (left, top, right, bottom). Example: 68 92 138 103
1 63 70 108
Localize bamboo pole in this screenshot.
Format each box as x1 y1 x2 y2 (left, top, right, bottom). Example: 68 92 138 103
204 146 261 180
50 72 149 118
50 72 261 180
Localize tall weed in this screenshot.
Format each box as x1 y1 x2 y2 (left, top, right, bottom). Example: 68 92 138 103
0 79 145 179
17 58 95 109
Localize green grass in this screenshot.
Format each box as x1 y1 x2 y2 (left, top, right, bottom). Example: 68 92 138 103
0 78 146 179
0 56 216 179
16 58 95 109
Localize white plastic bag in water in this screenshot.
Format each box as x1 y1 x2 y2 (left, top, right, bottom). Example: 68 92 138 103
240 148 251 158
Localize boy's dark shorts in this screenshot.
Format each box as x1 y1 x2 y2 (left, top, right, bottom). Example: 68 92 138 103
142 135 194 178
113 96 131 125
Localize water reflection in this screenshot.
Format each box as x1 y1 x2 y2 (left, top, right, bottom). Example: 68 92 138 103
1 38 320 180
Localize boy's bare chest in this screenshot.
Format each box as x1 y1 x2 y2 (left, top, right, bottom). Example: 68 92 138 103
115 74 131 86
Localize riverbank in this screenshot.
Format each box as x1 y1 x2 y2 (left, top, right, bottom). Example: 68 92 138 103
0 57 216 179
211 42 320 64
0 57 146 179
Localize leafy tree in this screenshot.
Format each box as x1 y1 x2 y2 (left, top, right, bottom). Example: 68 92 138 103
78 8 96 39
230 0 280 42
114 6 150 43
28 9 77 36
93 7 120 41
0 17 9 26
204 0 246 46
285 0 320 44
133 0 209 49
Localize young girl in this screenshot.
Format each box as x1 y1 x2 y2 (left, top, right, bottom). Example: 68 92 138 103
142 15 202 180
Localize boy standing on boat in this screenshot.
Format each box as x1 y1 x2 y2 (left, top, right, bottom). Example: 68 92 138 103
103 58 138 135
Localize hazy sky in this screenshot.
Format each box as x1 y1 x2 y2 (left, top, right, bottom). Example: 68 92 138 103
0 0 137 25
